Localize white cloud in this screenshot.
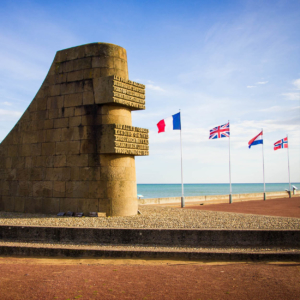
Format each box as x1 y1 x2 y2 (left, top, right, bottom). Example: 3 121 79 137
293 78 300 90
256 81 268 85
0 109 22 117
247 85 255 88
1 102 12 106
146 84 164 91
259 106 281 112
282 92 300 101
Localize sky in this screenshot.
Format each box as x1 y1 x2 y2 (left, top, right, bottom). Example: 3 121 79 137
0 0 299 184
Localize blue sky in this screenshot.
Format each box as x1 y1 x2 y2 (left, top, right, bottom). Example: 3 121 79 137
0 0 299 184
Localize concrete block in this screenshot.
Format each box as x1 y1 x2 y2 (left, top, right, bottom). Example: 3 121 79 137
8 145 19 157
59 198 78 212
11 157 25 169
14 197 25 212
17 181 33 197
47 96 64 110
36 98 48 111
32 156 53 168
74 106 84 116
54 118 69 129
6 169 16 181
61 127 80 141
73 57 92 71
2 196 15 211
83 91 94 105
53 181 66 197
98 198 109 214
49 84 61 97
30 168 45 181
70 167 100 181
16 168 30 180
61 81 84 95
32 181 53 197
49 109 63 119
83 68 95 79
83 80 93 92
69 116 82 127
78 198 98 215
45 167 70 181
53 155 67 167
0 196 5 210
88 154 101 167
66 181 89 198
66 154 89 167
25 157 32 168
56 141 80 155
44 119 54 129
64 93 83 107
80 140 95 154
89 180 106 198
22 132 38 144
24 197 42 213
42 142 56 156
67 70 84 82
45 129 62 142
62 107 75 117
42 198 60 214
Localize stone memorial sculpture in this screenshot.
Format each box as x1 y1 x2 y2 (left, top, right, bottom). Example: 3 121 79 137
0 43 149 216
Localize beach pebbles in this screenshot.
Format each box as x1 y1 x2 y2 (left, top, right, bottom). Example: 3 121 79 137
0 206 299 230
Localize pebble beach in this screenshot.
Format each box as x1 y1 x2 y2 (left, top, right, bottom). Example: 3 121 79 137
0 205 299 230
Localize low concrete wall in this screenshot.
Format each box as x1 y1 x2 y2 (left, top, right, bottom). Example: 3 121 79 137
0 246 299 261
139 190 299 205
0 226 299 247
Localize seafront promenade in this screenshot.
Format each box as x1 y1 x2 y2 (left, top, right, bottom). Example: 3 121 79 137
138 190 299 205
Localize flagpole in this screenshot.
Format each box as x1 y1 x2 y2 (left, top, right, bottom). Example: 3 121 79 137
262 129 266 200
228 120 232 204
180 110 185 207
287 134 291 198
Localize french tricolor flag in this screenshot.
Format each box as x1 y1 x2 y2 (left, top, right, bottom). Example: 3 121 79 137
248 131 263 148
157 112 181 133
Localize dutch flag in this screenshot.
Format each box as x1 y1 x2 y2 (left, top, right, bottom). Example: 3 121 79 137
248 131 263 148
157 112 181 133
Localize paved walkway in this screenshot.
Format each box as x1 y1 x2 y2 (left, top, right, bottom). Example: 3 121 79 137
0 257 299 300
185 196 300 218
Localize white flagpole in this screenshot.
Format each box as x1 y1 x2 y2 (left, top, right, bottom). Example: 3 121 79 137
287 134 291 198
228 120 232 203
262 129 266 200
179 110 185 207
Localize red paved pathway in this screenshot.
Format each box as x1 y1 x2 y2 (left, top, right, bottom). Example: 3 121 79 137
186 196 300 218
0 258 299 300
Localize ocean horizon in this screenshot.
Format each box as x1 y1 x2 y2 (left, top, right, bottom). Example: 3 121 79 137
137 183 300 199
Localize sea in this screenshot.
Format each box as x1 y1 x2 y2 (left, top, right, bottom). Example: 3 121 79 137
137 183 300 199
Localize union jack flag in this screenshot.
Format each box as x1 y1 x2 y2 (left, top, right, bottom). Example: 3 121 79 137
274 137 288 150
209 122 230 139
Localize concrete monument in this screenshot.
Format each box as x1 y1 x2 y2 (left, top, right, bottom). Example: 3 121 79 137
0 43 149 216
